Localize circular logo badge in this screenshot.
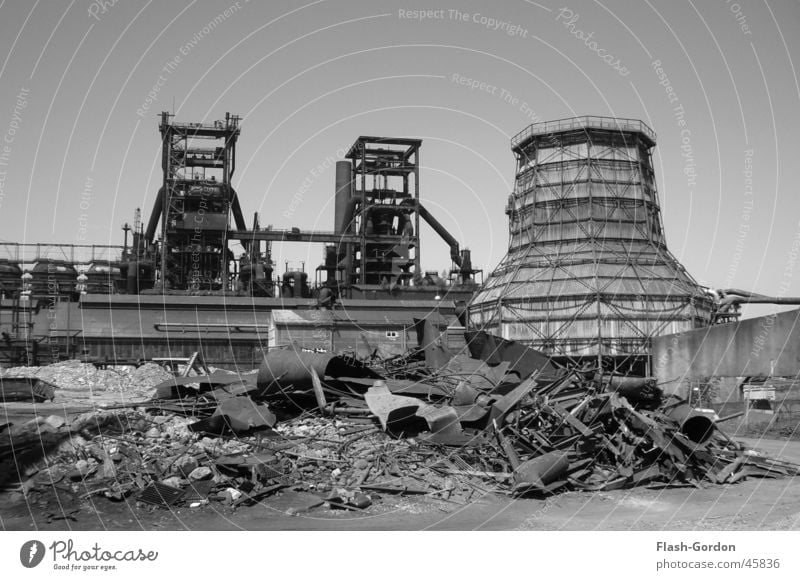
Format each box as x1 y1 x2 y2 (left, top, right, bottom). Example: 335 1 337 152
20 540 46 568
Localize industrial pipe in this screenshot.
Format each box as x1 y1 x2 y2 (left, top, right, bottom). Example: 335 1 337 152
717 288 800 313
126 260 138 294
595 374 663 408
418 203 462 267
664 403 715 444
257 349 381 395
257 350 335 395
144 186 164 242
334 161 353 235
513 451 570 488
230 188 248 232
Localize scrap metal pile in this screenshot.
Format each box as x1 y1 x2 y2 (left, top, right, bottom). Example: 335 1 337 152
2 321 799 518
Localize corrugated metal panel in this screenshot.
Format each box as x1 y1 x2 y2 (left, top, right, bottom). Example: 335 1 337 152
535 222 587 242
530 200 648 223
592 164 639 183
333 328 409 358
536 143 587 164
588 144 637 161
530 186 564 203
80 339 263 369
276 327 332 351
535 163 585 183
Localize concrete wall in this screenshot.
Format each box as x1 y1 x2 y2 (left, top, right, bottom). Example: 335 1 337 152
653 307 800 392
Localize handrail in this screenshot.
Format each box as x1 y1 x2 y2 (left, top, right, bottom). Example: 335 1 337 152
511 116 657 150
0 243 124 264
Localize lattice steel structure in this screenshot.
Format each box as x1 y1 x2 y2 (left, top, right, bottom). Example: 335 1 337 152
469 117 715 373
146 112 249 291
343 137 421 286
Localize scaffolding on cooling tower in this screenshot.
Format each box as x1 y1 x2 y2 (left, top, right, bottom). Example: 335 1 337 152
468 116 717 374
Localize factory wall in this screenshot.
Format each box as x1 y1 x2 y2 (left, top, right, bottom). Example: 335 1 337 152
653 307 800 393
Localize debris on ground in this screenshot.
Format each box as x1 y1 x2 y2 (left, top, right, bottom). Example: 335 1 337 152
2 321 799 521
1 360 172 401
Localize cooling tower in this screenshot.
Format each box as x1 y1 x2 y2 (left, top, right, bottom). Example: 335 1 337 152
469 117 715 372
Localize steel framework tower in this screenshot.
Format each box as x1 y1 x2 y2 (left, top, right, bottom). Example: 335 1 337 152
144 112 249 291
469 117 715 373
341 137 422 286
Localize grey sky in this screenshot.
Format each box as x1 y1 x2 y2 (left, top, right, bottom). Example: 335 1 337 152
1 0 798 318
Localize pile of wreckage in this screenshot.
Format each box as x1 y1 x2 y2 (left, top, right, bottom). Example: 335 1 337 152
0 360 172 403
2 320 799 517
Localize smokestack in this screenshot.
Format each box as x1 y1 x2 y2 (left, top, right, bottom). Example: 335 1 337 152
334 161 353 234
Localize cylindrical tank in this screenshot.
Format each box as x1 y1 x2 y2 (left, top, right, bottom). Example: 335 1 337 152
460 249 473 273
423 271 443 287
86 261 123 294
324 245 338 284
256 261 274 297
125 259 137 294
281 271 310 298
0 259 23 298
30 259 78 298
334 161 352 234
239 255 274 297
124 259 156 294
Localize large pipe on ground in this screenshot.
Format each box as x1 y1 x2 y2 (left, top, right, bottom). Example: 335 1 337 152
514 451 570 489
418 203 462 267
257 349 381 395
595 374 662 409
144 186 164 242
664 403 715 444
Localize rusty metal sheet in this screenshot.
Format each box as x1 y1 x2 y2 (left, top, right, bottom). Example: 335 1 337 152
413 317 452 370
513 451 570 492
257 349 381 395
213 398 276 433
0 377 56 403
464 330 555 380
365 383 463 438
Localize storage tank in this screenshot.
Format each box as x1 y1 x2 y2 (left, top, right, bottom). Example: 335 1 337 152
29 259 78 298
281 271 310 298
0 259 23 298
123 258 156 294
239 254 274 297
85 261 124 294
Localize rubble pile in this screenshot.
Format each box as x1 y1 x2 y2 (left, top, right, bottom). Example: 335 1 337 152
0 361 173 401
2 322 799 519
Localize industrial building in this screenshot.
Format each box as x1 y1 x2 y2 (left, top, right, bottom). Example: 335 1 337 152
0 113 476 368
11 112 800 388
469 117 719 374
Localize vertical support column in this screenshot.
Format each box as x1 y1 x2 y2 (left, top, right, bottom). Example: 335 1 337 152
587 131 603 369
359 145 367 285
414 145 421 277
159 113 171 292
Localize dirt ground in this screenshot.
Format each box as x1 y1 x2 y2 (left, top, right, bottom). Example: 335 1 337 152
2 436 799 532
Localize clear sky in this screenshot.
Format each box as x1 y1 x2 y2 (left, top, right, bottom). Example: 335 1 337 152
1 0 799 318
